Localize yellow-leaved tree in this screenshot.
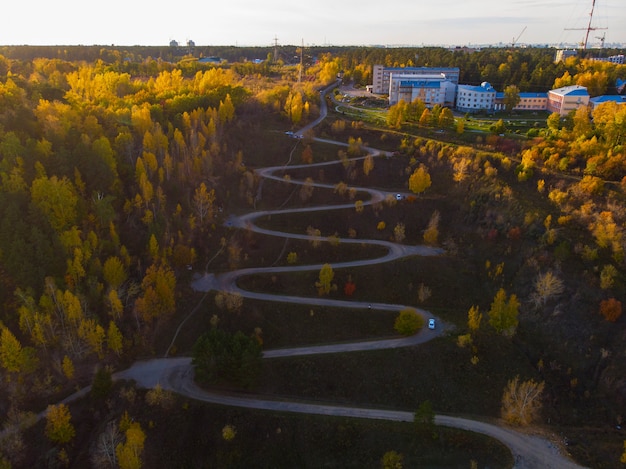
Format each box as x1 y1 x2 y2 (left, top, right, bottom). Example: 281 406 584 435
116 421 146 469
423 210 440 245
134 263 176 323
362 154 374 176
501 376 545 426
0 326 25 375
408 165 431 195
316 263 335 296
488 288 519 337
193 182 216 228
103 256 127 290
467 306 482 333
45 404 75 444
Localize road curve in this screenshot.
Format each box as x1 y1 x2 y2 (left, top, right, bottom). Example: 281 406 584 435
113 358 585 469
115 83 584 468
192 89 443 328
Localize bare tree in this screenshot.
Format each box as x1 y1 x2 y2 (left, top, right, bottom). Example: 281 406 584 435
91 421 122 468
417 283 432 304
393 223 406 243
299 177 314 202
531 271 564 309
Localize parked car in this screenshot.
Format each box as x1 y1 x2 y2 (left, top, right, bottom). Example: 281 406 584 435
428 318 436 330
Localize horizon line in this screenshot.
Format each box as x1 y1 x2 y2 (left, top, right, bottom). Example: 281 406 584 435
2 42 626 49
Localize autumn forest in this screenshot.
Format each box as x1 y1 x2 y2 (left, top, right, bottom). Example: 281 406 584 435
0 45 625 467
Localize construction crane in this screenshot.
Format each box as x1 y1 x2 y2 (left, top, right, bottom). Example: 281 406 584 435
564 0 607 50
596 32 606 48
512 26 527 47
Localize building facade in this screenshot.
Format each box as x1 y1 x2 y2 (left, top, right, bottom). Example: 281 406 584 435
372 65 460 94
494 92 548 111
591 54 625 65
554 49 577 63
389 74 456 106
547 85 590 116
456 82 496 113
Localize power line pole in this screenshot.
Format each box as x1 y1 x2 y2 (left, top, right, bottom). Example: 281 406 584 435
273 35 279 63
299 38 304 83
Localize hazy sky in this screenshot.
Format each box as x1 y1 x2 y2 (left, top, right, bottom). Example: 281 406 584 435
2 0 624 48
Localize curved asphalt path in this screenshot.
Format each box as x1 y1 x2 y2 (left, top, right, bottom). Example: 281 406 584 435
113 358 584 469
111 82 584 468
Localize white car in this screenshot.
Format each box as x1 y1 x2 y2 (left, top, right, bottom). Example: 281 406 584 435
395 194 403 201
428 318 436 330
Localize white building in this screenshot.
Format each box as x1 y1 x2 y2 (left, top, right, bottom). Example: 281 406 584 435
555 49 577 63
547 85 590 116
372 65 460 94
456 82 496 113
389 73 456 107
591 54 625 65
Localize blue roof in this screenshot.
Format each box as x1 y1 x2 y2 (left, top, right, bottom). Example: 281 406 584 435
590 95 626 104
519 92 547 98
458 84 495 93
550 85 588 97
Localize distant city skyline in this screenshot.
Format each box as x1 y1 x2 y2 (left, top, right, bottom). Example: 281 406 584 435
3 0 625 49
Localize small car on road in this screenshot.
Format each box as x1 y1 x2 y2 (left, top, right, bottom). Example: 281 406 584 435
428 318 436 330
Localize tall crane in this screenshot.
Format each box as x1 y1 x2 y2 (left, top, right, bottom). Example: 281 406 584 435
512 26 527 47
564 0 607 50
596 32 606 48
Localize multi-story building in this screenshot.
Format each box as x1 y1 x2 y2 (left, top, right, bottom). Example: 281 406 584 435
372 65 460 94
591 54 625 65
547 85 590 116
456 82 497 113
373 64 622 117
388 74 456 107
554 49 577 63
494 92 548 111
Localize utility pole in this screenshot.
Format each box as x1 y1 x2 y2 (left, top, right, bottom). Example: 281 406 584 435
273 35 279 63
298 38 304 83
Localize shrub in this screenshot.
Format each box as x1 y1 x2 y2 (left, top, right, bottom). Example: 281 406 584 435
394 309 424 336
599 298 622 322
192 329 262 387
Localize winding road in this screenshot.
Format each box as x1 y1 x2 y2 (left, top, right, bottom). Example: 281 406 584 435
115 82 585 468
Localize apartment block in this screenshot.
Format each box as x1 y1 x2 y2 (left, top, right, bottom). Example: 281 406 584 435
456 82 497 113
372 65 460 94
547 85 590 116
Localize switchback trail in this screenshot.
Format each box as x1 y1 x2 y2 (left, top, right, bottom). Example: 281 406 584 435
118 82 584 468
